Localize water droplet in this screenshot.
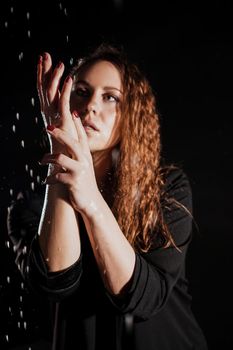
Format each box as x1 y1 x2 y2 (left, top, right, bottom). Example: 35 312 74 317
66 35 69 43
10 188 13 196
8 306 12 313
4 22 8 28
16 112 20 120
30 169 33 177
20 295 23 302
5 334 9 342
26 12 30 20
18 321 21 329
31 97 35 106
7 276 10 283
21 140 25 148
59 2 63 10
35 116 38 124
20 310 23 318
70 57 74 65
10 7 14 13
27 30 31 38
5 240 10 248
19 52 24 61
12 124 16 132
23 246 27 254
31 182 35 191
25 164 29 171
24 321 27 330
36 175 40 183
64 8 68 16
21 282 24 289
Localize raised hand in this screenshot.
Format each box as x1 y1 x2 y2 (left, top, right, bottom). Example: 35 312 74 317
37 52 77 154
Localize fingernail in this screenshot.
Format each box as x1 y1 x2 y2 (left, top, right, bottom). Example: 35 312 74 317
47 124 55 131
73 110 79 118
56 61 63 69
65 75 72 83
38 55 42 64
43 52 48 60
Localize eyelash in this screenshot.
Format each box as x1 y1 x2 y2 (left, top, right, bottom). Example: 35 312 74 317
75 88 120 103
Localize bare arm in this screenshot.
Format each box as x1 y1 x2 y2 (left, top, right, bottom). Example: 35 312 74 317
37 53 81 271
82 194 136 295
43 116 136 294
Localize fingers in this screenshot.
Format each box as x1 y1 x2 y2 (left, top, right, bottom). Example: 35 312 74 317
37 55 44 108
59 75 73 119
41 153 76 172
72 114 89 149
47 61 65 105
46 126 83 160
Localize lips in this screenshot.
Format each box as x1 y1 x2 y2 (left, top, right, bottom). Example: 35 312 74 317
82 120 99 131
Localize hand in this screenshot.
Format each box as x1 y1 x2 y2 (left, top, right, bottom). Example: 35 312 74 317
37 52 76 154
40 115 101 215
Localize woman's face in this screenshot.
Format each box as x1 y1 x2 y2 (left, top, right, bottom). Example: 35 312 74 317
70 60 123 153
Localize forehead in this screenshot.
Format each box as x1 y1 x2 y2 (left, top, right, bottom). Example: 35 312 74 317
77 60 122 88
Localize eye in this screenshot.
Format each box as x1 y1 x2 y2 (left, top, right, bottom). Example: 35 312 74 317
104 94 120 103
75 87 89 97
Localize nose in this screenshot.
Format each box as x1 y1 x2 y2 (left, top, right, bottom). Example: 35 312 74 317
85 92 99 115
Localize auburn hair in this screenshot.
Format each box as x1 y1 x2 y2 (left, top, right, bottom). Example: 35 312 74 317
71 43 177 252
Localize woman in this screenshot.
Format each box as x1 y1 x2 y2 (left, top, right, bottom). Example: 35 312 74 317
7 43 208 349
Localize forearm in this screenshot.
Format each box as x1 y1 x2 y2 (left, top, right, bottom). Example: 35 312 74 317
39 170 81 272
82 193 136 295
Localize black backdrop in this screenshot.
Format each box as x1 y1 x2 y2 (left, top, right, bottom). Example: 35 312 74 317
0 0 232 349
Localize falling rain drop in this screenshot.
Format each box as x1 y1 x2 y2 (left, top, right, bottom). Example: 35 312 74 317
59 2 63 10
66 35 69 43
26 12 30 20
24 321 27 330
5 240 10 248
31 97 35 106
36 175 40 183
10 7 14 13
70 57 74 65
5 334 9 342
4 22 8 28
31 182 35 191
10 188 13 196
19 52 24 61
20 295 23 302
27 30 31 38
16 112 20 120
30 169 33 177
7 276 11 283
21 140 25 148
35 116 38 124
21 282 24 289
64 8 68 16
12 124 16 132
18 321 21 329
20 310 23 318
25 164 29 171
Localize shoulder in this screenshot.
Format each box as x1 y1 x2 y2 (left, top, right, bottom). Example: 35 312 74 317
163 167 192 212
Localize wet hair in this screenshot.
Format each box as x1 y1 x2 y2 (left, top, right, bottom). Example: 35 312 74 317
71 43 180 252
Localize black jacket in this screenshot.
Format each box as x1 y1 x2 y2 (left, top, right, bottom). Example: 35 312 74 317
7 168 208 350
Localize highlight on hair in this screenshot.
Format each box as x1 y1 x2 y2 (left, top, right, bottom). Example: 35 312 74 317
71 43 178 252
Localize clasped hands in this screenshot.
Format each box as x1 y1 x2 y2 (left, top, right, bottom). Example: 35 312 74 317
37 52 100 215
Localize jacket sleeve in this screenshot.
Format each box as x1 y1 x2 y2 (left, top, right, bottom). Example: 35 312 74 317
7 189 83 302
106 168 193 320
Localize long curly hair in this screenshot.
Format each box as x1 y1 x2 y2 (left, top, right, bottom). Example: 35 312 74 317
71 43 176 252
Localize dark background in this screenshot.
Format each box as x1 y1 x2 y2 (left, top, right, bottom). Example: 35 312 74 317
0 0 232 349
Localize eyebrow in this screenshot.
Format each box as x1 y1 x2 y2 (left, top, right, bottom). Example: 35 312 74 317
75 80 123 94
